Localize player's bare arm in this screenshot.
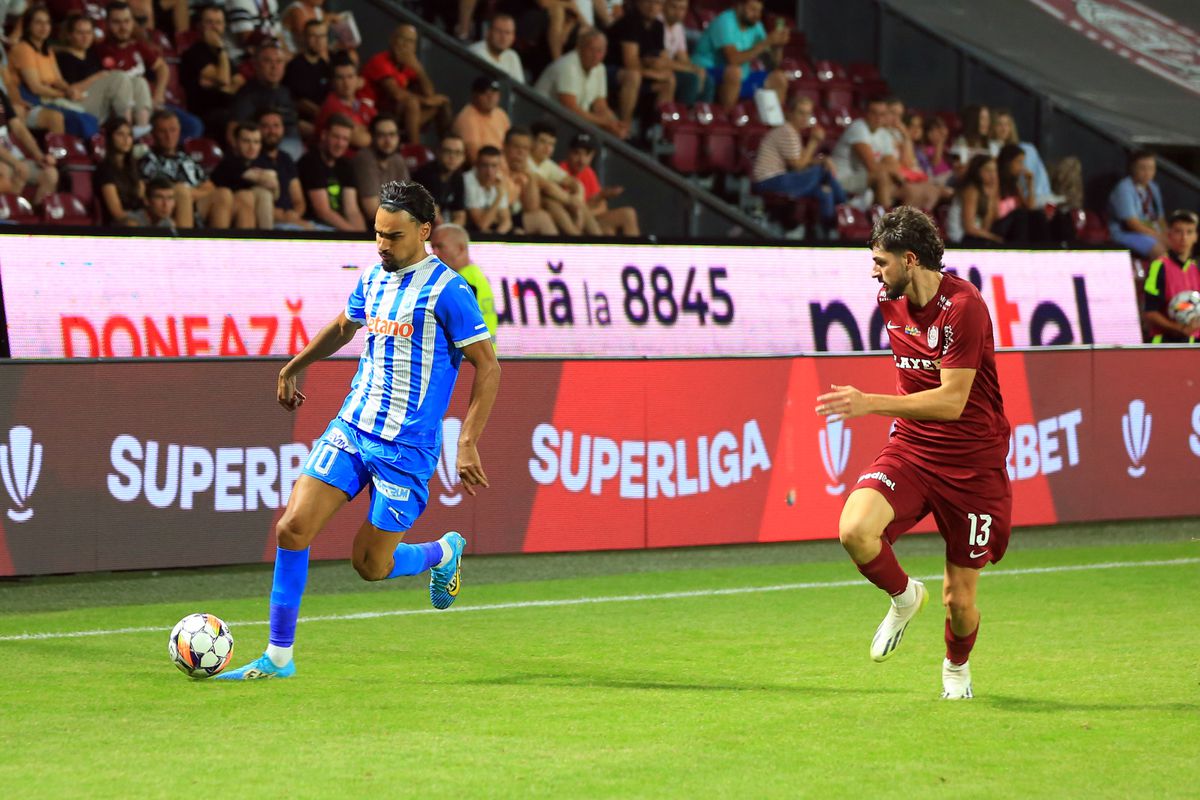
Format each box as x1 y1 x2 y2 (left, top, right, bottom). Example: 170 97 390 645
815 367 977 422
455 338 501 496
277 311 363 411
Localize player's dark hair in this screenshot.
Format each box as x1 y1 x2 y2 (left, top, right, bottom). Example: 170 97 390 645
1128 149 1155 169
1167 209 1198 227
530 120 557 140
869 206 944 272
379 181 436 224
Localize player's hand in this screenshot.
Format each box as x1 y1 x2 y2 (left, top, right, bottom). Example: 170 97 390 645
456 442 489 496
815 384 870 420
277 370 306 411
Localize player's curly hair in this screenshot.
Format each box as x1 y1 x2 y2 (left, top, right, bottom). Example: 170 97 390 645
868 206 944 271
379 181 436 225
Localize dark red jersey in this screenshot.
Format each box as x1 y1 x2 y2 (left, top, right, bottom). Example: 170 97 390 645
878 272 1010 469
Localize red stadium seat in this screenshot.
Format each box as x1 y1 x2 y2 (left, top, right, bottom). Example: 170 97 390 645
1074 209 1109 244
174 27 201 53
41 192 92 225
786 76 822 106
89 131 106 162
836 203 873 241
935 110 962 138
815 60 855 110
0 193 39 224
760 193 819 233
778 57 814 82
44 132 92 168
184 137 224 174
400 144 435 173
846 62 889 101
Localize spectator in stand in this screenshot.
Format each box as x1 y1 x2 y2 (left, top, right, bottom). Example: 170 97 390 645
56 15 146 131
140 108 233 228
228 40 305 157
211 121 278 229
605 0 675 131
226 0 285 61
988 108 1074 208
0 87 59 204
317 52 374 149
559 131 638 235
918 115 953 186
662 0 708 104
463 143 511 234
142 175 179 229
691 0 788 111
528 119 600 235
950 104 991 169
95 116 145 225
9 5 98 139
353 113 409 220
298 112 365 231
361 24 452 147
882 98 946 211
752 94 845 236
412 132 467 225
993 142 1051 243
1142 209 1200 343
96 2 202 139
180 4 244 138
429 223 500 347
501 125 557 234
946 153 1002 246
1107 150 1167 259
830 97 920 210
497 0 583 63
282 0 354 61
283 18 332 129
535 29 627 139
254 105 309 229
468 12 524 84
452 75 510 163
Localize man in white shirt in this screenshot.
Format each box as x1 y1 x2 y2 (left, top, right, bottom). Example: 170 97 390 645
528 120 601 235
830 98 906 208
467 13 525 84
534 29 628 139
463 144 512 234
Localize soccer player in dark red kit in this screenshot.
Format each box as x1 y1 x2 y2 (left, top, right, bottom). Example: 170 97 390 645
815 206 1011 699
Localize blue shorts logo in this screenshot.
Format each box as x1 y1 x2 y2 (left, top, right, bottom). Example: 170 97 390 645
372 477 411 501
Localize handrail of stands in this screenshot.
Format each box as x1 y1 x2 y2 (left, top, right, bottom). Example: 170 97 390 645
874 0 1200 207
363 0 775 240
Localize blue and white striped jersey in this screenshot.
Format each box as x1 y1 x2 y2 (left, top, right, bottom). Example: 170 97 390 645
337 254 490 445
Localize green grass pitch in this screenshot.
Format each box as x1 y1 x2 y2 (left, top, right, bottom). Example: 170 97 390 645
0 519 1196 799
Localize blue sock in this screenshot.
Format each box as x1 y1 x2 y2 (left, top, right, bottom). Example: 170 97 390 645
268 546 310 648
386 541 444 579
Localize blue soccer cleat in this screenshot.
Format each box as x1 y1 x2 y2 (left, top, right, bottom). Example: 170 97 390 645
429 532 465 610
213 652 296 681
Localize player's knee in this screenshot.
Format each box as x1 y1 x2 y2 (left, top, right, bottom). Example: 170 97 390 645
352 555 390 582
942 586 974 617
838 518 880 551
275 516 314 550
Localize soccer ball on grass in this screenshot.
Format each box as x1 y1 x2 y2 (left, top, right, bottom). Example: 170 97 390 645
169 613 234 678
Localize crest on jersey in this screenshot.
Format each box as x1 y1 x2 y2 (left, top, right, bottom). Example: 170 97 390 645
927 326 939 348
904 324 920 336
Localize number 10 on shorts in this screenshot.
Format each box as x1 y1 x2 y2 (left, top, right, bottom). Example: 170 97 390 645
967 513 993 547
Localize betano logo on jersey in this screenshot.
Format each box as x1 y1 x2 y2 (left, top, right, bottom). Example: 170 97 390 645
528 420 771 498
366 316 415 338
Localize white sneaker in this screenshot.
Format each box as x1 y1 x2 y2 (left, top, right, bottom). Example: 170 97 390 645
941 658 973 699
869 579 928 662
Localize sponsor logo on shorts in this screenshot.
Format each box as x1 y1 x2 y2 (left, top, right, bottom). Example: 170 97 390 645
857 470 896 491
322 426 358 454
372 477 411 502
968 549 989 560
1121 399 1152 478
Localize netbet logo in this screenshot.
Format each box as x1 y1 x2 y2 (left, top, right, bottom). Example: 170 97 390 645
528 420 771 498
1006 409 1082 480
107 435 311 511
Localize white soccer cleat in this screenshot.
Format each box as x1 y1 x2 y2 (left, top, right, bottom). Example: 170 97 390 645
941 658 973 699
869 579 928 662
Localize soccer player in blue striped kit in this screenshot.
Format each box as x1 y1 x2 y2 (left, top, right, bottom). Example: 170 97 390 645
218 181 501 680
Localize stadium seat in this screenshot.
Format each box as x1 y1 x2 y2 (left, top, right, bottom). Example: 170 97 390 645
44 132 92 168
836 203 874 241
174 27 200 53
846 62 889 102
184 137 224 174
41 192 92 226
400 144 435 173
1074 209 1110 244
0 193 39 224
89 131 106 162
761 193 819 233
815 60 855 110
935 110 962 138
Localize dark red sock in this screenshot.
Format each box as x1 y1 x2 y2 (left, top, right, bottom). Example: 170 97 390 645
945 618 979 665
856 542 909 596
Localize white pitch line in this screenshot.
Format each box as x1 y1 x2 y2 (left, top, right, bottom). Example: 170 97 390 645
1 557 1196 643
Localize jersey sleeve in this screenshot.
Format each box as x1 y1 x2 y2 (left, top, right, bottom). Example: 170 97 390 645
940 295 988 370
438 275 491 349
346 271 368 323
1142 259 1167 314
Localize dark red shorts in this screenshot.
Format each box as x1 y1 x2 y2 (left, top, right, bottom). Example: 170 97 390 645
854 444 1013 569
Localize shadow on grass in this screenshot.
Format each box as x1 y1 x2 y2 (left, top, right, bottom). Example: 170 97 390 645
979 694 1199 714
452 670 908 697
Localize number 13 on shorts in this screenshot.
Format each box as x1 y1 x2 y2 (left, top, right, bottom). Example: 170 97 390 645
967 513 993 547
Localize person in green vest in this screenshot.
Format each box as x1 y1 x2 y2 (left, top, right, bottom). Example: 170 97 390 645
430 222 499 350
